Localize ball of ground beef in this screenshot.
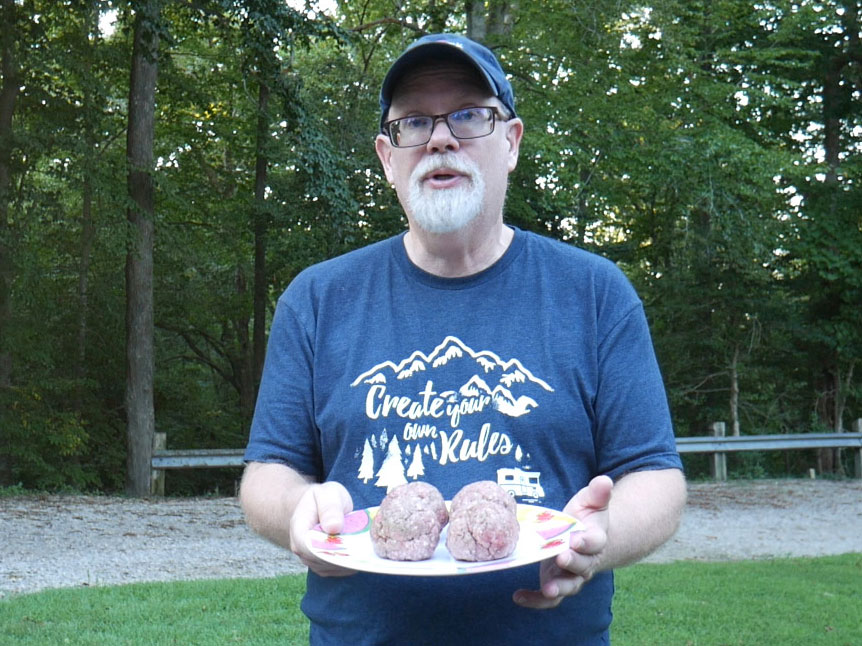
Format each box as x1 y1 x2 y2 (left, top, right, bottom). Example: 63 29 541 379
382 481 449 528
446 501 520 561
450 480 516 516
370 482 448 561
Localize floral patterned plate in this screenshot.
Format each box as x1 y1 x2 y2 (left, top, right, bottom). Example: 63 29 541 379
305 503 581 576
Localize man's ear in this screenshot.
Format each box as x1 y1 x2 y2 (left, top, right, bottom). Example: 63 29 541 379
375 134 395 184
505 118 524 173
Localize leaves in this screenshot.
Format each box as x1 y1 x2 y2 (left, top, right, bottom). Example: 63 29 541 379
2 0 861 489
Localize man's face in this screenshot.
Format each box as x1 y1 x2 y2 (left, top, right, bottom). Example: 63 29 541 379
375 64 523 234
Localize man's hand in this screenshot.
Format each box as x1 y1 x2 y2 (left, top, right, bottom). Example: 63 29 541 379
240 462 358 578
513 475 613 609
512 469 686 610
289 481 357 577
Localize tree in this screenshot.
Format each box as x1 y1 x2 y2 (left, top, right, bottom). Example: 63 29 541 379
759 1 862 470
1 0 858 491
125 0 161 496
0 0 21 484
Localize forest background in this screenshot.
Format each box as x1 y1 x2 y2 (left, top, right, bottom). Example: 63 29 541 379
0 0 860 495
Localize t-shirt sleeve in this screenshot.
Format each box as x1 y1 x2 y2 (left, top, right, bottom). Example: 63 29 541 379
243 290 323 479
592 297 682 481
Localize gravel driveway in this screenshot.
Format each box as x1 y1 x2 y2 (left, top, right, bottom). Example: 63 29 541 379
2 478 860 598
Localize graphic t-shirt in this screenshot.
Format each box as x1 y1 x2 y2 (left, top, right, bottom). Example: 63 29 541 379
245 228 682 646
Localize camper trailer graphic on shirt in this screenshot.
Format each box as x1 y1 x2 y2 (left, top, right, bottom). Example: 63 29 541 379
497 467 544 500
351 336 553 499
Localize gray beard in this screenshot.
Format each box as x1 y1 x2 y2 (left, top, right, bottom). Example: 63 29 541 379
407 157 486 234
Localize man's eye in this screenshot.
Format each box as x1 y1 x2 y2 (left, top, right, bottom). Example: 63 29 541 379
402 117 430 130
450 108 482 122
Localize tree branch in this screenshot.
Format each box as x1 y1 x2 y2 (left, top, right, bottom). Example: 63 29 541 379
351 18 423 34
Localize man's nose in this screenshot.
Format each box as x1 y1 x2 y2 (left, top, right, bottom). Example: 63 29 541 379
426 116 460 152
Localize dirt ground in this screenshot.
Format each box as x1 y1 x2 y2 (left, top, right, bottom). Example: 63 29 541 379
2 478 860 598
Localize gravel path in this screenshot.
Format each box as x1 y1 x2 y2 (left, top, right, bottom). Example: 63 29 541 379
2 478 860 598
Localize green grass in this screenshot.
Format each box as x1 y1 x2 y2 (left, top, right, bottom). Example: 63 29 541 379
2 555 860 645
0 576 310 645
612 554 862 645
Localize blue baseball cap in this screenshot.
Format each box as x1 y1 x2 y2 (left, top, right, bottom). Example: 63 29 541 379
379 33 517 131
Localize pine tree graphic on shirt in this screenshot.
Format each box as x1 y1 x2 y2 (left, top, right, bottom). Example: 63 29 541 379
375 436 407 491
358 439 375 483
406 446 425 479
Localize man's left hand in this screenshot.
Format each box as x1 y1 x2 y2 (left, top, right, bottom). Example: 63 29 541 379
513 475 613 609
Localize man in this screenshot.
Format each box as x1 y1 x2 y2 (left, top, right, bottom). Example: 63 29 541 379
241 33 686 645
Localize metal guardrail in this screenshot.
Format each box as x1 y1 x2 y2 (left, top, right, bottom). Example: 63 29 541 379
675 432 862 453
151 431 862 483
151 433 862 467
151 448 245 469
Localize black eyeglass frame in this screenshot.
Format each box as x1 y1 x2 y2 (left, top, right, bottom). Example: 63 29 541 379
381 106 508 148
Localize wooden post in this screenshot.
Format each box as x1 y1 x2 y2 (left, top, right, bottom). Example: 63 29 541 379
150 432 166 496
709 422 727 481
853 419 862 480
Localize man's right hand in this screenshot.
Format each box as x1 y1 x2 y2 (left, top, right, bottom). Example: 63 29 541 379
240 462 357 578
289 480 357 577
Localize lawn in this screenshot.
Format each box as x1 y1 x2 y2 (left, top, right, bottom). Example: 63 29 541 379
2 554 859 645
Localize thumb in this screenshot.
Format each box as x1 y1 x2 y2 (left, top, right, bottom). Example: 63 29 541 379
573 475 613 512
315 482 353 535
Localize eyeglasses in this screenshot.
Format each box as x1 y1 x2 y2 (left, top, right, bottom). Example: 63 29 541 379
382 106 503 148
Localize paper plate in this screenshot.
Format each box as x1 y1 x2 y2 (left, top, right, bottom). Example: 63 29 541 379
305 503 581 576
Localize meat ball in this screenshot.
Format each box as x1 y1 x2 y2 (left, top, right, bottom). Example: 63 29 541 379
382 480 449 528
446 501 520 561
450 480 516 516
370 482 448 561
446 480 519 562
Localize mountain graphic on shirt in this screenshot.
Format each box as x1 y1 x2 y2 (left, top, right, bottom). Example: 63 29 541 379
351 336 554 418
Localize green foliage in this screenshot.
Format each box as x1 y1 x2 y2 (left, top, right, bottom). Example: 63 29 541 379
2 0 861 491
0 380 123 491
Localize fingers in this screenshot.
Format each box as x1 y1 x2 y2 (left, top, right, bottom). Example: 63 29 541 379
515 477 613 610
290 482 356 578
513 576 588 609
566 525 607 559
513 561 588 610
513 588 562 609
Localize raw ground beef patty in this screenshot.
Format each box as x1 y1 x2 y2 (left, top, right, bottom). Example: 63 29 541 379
370 482 449 561
446 481 520 561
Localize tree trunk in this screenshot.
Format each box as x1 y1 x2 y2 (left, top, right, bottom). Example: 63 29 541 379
729 345 740 436
814 34 853 475
830 362 854 476
0 0 21 485
0 0 19 390
252 80 269 389
233 267 256 425
78 171 95 374
466 1 515 41
466 1 487 42
77 2 98 399
487 1 515 37
125 0 160 497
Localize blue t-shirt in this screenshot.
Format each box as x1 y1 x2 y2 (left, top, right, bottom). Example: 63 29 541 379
246 228 682 645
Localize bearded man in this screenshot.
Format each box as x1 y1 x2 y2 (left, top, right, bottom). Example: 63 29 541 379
241 33 686 646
